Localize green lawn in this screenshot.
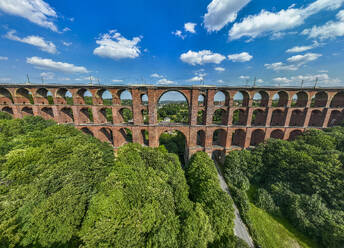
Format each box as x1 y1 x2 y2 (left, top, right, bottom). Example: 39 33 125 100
246 200 321 248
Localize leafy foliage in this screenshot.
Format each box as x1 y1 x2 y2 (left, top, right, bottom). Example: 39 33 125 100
223 128 344 248
186 152 235 247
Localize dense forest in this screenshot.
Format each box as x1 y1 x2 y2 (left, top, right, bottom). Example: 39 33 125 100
223 128 344 248
0 114 244 248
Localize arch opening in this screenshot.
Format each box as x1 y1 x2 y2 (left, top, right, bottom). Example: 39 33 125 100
22 106 33 116
100 127 114 145
311 91 328 107
77 88 93 105
233 91 249 107
214 91 227 106
81 127 94 136
198 94 205 107
251 109 267 126
213 109 227 125
197 110 205 125
159 130 187 165
309 110 324 127
270 129 284 140
232 129 246 148
250 129 265 146
2 106 13 115
80 107 93 123
0 88 13 104
196 130 206 147
252 91 269 107
61 107 74 123
41 107 54 119
99 89 112 106
328 110 344 127
233 109 247 125
331 92 344 108
213 129 226 147
57 88 73 105
119 128 133 144
119 108 133 123
272 91 288 107
158 91 189 124
119 90 132 106
17 88 33 104
289 110 306 127
271 110 286 126
141 94 148 105
142 109 149 124
141 129 149 146
36 88 53 104
291 91 308 107
288 130 303 141
100 108 113 123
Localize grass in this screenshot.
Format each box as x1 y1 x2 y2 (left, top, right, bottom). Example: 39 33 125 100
246 187 321 248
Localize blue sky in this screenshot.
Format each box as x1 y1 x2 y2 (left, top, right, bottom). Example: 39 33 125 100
0 0 344 88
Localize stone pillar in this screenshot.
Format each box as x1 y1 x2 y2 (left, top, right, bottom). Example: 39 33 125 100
72 106 81 124
131 88 143 125
147 89 157 125
244 128 251 148
89 89 101 105
285 108 292 126
190 89 199 126
266 108 273 126
148 126 159 147
205 90 215 125
323 109 332 128
246 108 253 126
52 106 60 123
303 109 312 127
92 106 101 124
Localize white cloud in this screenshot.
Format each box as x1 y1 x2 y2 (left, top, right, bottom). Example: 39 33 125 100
184 22 196 33
302 10 344 40
227 52 252 62
5 30 57 54
0 56 8 60
286 41 320 53
204 0 251 32
180 50 226 65
157 78 176 85
215 67 225 72
62 27 71 32
229 0 344 40
62 41 72 47
256 78 264 83
273 77 292 83
0 0 57 31
239 75 250 80
172 30 185 39
286 53 322 64
217 79 225 83
188 76 204 82
273 74 341 85
40 72 54 80
151 73 164 78
264 62 299 71
26 56 88 73
93 30 142 60
112 79 123 83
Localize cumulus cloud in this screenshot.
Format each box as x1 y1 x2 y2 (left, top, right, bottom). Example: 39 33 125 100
215 67 225 72
204 0 251 32
286 41 320 53
5 30 57 54
184 22 197 33
302 10 344 40
180 50 226 65
112 79 123 83
273 74 341 85
0 0 57 31
188 76 204 82
151 73 164 78
62 41 72 47
227 52 252 62
286 53 322 64
40 72 54 80
0 56 8 60
239 75 250 80
256 78 264 83
172 30 185 39
157 78 176 85
93 30 142 60
265 62 299 71
229 0 344 40
26 56 88 73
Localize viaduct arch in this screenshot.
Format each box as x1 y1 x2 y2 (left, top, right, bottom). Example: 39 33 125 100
1 84 343 158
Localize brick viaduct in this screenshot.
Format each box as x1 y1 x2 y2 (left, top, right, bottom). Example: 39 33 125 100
1 84 344 158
